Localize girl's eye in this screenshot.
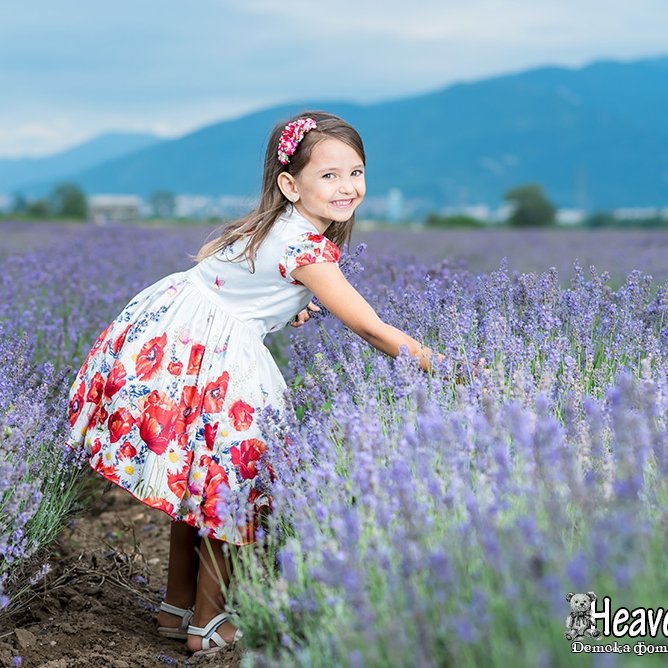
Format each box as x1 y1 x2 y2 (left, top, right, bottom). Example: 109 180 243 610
352 169 364 177
322 173 335 179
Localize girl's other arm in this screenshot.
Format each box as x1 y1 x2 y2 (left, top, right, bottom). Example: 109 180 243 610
290 262 445 373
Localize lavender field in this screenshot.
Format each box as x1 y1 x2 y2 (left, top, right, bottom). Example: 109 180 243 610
2 220 668 667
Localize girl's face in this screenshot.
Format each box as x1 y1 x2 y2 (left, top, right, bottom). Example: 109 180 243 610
283 137 366 233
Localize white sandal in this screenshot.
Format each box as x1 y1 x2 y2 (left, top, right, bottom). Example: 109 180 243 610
188 611 244 656
157 601 194 640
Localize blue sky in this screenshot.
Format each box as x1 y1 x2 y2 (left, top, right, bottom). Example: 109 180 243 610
1 0 666 157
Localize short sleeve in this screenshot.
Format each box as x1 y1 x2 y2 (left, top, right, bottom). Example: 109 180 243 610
278 231 341 285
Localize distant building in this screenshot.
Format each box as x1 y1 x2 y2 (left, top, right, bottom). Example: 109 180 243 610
356 196 388 218
613 207 660 220
460 204 491 221
217 195 256 218
490 204 513 223
174 195 217 219
386 188 404 222
556 208 586 225
174 194 256 219
88 194 142 224
436 203 497 223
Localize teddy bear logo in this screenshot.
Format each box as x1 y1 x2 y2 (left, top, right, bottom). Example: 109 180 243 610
565 592 602 641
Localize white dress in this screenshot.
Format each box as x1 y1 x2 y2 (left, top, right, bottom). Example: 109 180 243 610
66 205 341 544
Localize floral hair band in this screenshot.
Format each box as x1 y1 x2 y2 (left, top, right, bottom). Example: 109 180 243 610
277 117 317 165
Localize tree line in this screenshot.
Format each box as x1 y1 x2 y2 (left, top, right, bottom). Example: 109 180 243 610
10 183 88 219
426 183 668 228
5 185 180 221
6 182 665 227
426 184 556 228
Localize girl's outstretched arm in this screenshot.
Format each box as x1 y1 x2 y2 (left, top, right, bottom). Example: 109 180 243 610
291 262 445 373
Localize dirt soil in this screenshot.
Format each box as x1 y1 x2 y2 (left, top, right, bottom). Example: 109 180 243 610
1 484 244 668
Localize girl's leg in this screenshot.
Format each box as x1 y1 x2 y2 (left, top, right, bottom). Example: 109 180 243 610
156 521 200 629
186 536 240 652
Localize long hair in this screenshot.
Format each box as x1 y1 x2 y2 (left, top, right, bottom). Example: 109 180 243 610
195 110 366 271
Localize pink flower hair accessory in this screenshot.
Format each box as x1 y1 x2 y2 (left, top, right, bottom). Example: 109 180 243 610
277 117 317 165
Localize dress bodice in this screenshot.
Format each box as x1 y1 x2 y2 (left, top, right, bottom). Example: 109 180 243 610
187 205 341 340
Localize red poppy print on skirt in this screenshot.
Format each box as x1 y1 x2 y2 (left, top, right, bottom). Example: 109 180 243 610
202 372 230 413
229 399 255 431
136 333 167 380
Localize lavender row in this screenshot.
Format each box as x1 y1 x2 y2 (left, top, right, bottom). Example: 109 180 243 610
232 242 668 665
285 242 668 410
236 363 668 666
351 226 668 289
0 223 205 612
0 328 86 613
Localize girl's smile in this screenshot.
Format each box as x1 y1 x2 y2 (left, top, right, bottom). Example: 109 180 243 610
330 198 355 209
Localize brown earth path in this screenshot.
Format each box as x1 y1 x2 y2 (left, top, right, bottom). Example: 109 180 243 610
1 484 243 668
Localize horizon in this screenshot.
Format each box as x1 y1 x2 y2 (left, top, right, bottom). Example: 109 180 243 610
2 0 667 158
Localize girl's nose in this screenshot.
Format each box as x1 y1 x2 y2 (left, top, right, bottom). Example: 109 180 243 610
339 179 354 194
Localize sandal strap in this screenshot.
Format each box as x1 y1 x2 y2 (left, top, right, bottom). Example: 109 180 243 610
188 612 230 638
204 630 225 651
188 612 236 650
202 627 243 650
160 602 194 631
160 601 191 617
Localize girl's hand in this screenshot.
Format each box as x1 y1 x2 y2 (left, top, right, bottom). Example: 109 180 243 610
471 357 487 378
453 357 487 384
454 357 487 385
290 301 321 327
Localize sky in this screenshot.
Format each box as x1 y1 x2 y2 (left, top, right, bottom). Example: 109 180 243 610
1 0 666 158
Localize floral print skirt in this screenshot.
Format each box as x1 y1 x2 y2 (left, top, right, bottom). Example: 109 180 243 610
66 272 287 544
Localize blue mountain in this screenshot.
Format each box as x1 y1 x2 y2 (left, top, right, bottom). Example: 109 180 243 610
0 132 162 193
11 55 668 209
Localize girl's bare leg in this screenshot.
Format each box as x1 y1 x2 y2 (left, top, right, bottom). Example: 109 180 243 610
156 521 200 629
186 536 240 652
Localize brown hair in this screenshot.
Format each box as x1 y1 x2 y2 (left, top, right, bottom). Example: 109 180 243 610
195 110 366 270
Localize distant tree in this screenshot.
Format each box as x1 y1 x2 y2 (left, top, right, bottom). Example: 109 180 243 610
583 211 668 229
51 182 87 219
11 192 28 214
425 213 485 228
583 211 615 228
26 199 52 218
504 184 556 227
150 191 176 219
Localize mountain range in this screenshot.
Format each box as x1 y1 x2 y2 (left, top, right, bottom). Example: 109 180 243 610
4 55 668 210
0 132 160 194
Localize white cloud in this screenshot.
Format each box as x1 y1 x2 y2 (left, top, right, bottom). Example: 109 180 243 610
233 0 668 45
0 95 285 157
0 119 80 157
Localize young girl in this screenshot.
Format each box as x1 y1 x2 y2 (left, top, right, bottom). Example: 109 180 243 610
66 110 448 657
